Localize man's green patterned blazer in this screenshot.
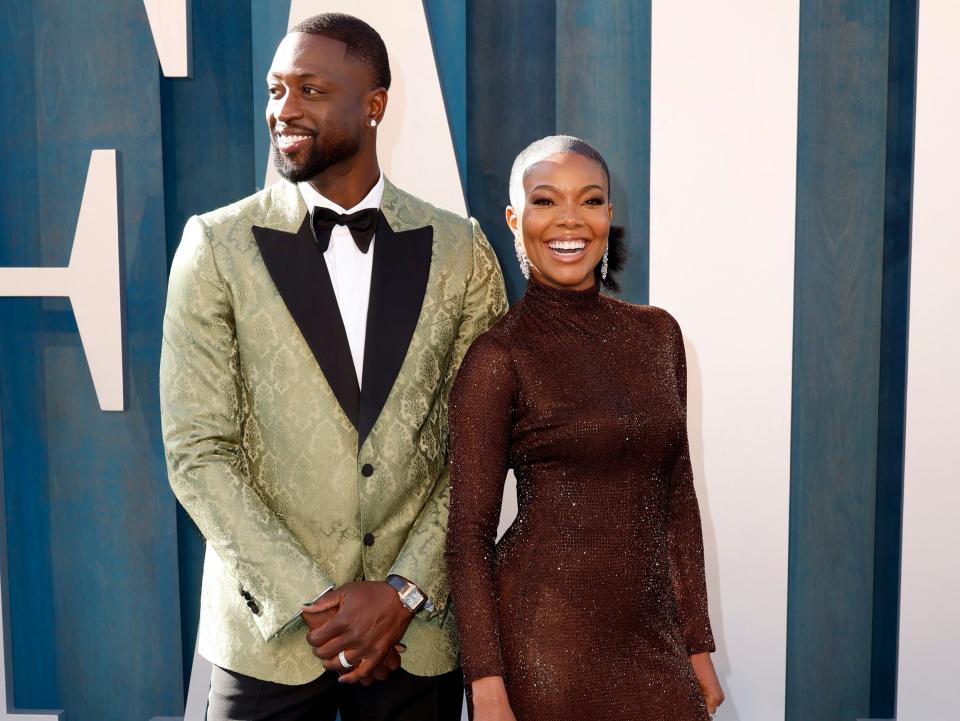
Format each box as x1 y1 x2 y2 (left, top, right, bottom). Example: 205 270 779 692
159 177 507 685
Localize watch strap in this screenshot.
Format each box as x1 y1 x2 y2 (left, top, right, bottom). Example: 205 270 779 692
386 575 427 612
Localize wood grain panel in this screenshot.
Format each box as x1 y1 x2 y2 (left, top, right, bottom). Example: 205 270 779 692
423 0 467 189
787 3 891 719
556 0 651 303
159 0 256 694
466 0 556 303
0 2 183 719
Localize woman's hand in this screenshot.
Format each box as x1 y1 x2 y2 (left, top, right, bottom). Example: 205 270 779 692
470 676 518 721
689 652 724 714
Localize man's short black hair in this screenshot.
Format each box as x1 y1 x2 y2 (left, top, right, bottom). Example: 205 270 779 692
290 13 391 90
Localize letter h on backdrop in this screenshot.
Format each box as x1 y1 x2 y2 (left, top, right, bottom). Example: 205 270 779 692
0 2 190 719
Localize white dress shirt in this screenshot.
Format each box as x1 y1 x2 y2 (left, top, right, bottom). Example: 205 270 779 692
299 173 384 389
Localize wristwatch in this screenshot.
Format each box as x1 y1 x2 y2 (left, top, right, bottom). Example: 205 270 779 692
386 575 428 613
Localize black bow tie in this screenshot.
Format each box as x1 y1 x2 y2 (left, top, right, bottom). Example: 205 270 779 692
310 206 379 254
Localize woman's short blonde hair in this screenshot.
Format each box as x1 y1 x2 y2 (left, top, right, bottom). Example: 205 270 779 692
508 135 611 211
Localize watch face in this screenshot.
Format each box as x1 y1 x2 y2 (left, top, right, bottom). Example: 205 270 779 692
402 586 425 610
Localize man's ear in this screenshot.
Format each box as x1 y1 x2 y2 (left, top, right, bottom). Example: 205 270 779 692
367 87 388 126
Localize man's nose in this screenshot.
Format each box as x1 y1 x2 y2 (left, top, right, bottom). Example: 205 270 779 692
273 90 303 122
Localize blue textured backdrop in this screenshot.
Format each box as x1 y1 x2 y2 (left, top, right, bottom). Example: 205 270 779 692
0 2 915 719
0 2 181 719
787 2 915 719
159 0 258 694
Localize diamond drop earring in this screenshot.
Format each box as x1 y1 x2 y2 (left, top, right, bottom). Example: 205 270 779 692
600 244 609 281
514 236 531 280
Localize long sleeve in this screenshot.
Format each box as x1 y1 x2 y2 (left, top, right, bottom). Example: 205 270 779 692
160 216 334 641
666 320 716 654
388 219 508 615
440 283 717 717
445 332 518 684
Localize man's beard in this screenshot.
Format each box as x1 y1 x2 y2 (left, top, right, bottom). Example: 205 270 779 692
271 132 362 183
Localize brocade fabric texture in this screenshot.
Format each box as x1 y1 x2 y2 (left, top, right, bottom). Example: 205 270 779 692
160 178 507 684
446 277 715 720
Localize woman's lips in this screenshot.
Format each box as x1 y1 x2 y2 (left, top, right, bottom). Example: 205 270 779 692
545 239 589 262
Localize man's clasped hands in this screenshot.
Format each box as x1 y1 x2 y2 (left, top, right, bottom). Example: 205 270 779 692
301 580 415 685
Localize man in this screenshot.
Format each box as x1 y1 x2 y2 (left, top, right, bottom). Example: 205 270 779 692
159 13 506 721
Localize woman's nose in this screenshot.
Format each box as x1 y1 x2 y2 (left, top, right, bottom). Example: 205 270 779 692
556 203 584 228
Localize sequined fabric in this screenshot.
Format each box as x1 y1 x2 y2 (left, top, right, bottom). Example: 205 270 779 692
446 277 715 720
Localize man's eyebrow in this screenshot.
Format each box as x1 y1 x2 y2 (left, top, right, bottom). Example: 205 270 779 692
266 72 326 82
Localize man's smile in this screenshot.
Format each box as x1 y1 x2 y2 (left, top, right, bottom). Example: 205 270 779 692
274 127 315 153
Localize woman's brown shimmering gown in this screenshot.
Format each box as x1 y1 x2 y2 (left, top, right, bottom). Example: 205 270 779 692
446 278 715 720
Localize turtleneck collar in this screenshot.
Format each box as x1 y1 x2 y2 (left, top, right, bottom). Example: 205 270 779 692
523 274 602 310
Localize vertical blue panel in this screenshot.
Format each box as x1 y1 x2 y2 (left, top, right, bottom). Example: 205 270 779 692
870 1 917 716
160 0 256 693
251 0 292 187
0 1 182 719
0 1 59 709
423 0 468 190
555 0 650 304
466 1 557 303
787 2 891 719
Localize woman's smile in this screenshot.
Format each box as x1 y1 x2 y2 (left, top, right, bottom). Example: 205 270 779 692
506 151 613 291
545 237 590 262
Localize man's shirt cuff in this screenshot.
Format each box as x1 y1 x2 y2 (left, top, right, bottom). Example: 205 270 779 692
275 585 335 637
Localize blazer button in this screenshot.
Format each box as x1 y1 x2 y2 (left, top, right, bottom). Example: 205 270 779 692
361 463 375 477
247 600 260 615
363 532 375 546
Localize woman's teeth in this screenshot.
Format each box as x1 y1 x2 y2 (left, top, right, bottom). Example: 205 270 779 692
547 240 587 254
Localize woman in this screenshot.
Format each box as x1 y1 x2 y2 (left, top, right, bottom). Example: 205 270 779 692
446 136 724 720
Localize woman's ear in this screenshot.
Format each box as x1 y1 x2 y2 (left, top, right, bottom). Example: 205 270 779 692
608 202 614 221
505 205 520 235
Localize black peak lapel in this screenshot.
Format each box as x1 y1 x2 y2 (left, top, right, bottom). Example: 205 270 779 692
358 212 434 447
253 215 360 429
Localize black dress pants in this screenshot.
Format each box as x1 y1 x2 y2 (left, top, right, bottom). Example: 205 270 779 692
207 665 464 721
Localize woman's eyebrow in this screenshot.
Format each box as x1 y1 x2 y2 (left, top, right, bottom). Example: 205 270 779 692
528 184 605 193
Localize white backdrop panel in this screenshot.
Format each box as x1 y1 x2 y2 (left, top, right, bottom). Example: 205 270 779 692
649 2 799 719
896 3 960 719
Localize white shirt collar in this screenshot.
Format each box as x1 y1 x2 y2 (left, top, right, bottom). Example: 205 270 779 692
298 171 385 215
